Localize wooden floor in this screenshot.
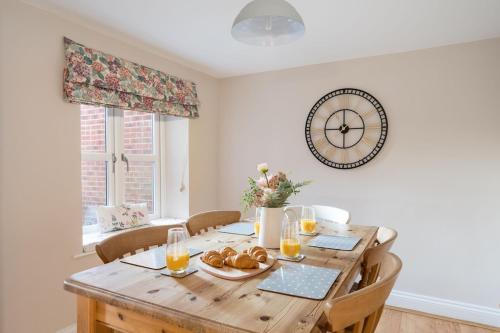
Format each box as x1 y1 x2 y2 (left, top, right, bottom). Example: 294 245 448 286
376 308 499 333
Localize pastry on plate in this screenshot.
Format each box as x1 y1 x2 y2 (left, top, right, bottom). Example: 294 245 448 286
224 253 259 269
219 246 238 259
244 246 268 263
201 250 224 268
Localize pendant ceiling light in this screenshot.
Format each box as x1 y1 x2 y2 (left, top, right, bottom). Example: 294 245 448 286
231 0 305 47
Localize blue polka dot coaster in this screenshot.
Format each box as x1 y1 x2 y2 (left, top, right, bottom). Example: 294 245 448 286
307 234 361 251
257 263 341 300
160 266 198 278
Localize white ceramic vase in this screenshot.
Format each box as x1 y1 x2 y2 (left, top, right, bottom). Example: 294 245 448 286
258 207 284 248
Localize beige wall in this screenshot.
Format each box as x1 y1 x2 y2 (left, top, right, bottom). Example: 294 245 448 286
218 39 500 309
1 0 499 331
0 1 219 332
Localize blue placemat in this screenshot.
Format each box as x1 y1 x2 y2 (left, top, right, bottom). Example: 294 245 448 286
257 263 341 300
307 234 361 251
217 222 254 236
188 248 203 257
120 246 203 270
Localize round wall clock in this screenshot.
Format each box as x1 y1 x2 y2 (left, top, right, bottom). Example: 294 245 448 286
305 88 388 169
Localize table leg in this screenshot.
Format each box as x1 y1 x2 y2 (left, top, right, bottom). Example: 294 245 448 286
77 296 114 333
77 295 97 333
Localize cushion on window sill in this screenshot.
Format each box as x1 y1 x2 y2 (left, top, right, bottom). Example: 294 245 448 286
96 203 150 233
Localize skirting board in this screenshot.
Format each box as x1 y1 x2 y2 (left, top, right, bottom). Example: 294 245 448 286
387 290 500 328
55 323 76 333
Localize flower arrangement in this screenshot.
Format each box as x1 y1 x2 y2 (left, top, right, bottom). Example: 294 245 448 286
242 163 311 210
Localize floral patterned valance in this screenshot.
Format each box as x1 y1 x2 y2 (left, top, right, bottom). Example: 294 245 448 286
63 37 199 118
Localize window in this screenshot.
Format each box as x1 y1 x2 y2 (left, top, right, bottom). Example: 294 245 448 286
80 105 162 230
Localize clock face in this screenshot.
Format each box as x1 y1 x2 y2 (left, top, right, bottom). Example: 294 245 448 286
305 88 388 169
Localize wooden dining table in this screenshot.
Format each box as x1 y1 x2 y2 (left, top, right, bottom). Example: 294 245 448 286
64 222 378 333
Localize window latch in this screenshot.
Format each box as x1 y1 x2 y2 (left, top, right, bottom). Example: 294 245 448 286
121 153 129 172
111 153 117 173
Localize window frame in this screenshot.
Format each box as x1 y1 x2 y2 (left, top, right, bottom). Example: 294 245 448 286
81 107 165 233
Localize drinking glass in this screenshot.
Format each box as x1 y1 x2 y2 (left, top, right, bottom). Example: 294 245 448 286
280 212 301 259
300 206 317 235
254 207 263 236
166 227 189 275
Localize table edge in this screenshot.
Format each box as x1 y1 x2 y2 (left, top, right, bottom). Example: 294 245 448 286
63 279 254 333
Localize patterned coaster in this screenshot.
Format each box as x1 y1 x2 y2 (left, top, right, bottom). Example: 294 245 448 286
160 266 198 278
121 247 203 270
277 254 306 262
307 234 361 251
218 222 255 236
257 263 341 300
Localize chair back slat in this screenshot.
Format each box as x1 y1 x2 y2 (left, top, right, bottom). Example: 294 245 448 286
312 205 350 224
95 225 182 263
325 252 402 333
186 210 241 236
359 226 397 288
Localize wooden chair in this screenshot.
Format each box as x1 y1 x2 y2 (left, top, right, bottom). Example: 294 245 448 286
358 226 398 289
324 252 402 333
312 205 351 224
95 225 182 263
186 210 241 236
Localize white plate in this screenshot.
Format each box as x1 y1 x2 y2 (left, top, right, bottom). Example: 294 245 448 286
198 255 275 280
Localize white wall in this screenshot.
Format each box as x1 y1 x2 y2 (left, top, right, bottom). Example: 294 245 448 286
218 39 500 313
0 1 219 332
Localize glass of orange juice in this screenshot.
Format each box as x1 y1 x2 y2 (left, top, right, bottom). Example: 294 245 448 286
280 213 301 259
300 206 317 235
254 207 263 236
166 227 189 276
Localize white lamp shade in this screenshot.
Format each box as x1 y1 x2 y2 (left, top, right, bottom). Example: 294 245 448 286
232 0 305 46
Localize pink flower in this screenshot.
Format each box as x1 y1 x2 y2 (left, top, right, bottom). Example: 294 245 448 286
268 172 287 189
92 62 104 72
257 177 267 188
118 66 131 78
104 74 120 90
119 92 131 103
69 53 84 65
262 188 274 202
257 163 269 174
73 63 90 77
143 97 154 109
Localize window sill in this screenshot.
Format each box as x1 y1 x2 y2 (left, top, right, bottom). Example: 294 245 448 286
80 217 186 255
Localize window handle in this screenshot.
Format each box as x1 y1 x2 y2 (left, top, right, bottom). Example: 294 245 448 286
121 153 129 172
111 153 117 173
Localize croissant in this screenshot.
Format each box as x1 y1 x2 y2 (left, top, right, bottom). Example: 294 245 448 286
224 253 259 269
219 246 238 259
201 250 224 268
244 246 268 263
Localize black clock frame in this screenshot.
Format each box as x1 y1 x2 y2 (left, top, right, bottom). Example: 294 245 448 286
305 88 388 169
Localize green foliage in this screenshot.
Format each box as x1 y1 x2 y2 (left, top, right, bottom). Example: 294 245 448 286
242 177 260 211
242 175 311 211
